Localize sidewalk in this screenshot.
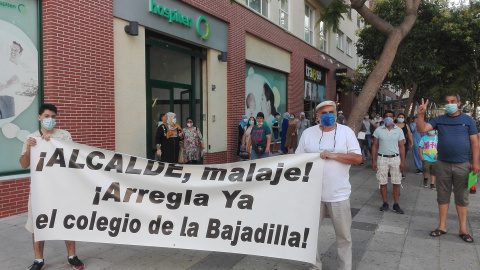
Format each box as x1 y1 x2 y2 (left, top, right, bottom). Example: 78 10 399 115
1 154 480 270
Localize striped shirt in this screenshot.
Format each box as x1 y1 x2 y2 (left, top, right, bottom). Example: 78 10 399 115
429 114 477 162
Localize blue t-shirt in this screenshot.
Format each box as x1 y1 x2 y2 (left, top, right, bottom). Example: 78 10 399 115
272 119 279 135
429 114 478 162
418 135 438 162
251 124 272 146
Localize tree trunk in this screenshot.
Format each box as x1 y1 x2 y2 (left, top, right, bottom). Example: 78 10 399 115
405 82 417 119
348 0 421 134
394 86 408 116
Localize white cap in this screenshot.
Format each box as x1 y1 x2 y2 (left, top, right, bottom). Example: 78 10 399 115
300 112 305 116
316 101 336 111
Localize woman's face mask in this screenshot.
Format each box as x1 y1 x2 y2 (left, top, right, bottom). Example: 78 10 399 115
397 118 405 123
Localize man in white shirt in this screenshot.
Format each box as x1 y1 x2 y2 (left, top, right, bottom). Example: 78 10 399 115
296 101 362 270
20 103 85 270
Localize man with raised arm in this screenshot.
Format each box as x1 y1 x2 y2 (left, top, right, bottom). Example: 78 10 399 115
417 95 480 243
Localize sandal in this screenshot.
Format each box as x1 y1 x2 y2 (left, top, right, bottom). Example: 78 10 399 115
459 234 474 243
430 229 447 237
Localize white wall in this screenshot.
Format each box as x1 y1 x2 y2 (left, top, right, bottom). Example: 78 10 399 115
204 49 228 153
113 18 147 157
245 34 290 73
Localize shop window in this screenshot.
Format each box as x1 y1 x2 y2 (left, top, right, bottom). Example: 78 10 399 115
245 63 287 124
336 31 344 51
304 4 314 45
245 0 268 17
279 0 289 30
0 1 40 176
346 37 352 56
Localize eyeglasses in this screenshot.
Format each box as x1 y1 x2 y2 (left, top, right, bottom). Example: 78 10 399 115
319 127 337 152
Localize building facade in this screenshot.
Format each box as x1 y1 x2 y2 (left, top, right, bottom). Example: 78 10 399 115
0 0 364 218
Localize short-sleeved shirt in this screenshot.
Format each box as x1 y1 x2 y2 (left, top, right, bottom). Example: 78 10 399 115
429 114 478 162
272 119 279 135
419 135 438 162
251 124 271 146
372 125 405 155
22 129 73 155
295 124 361 202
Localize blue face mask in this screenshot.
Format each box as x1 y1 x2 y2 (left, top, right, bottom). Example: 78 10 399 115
249 120 254 125
384 117 394 126
320 113 336 127
42 118 56 130
397 118 404 123
445 104 458 114
428 131 436 136
172 119 177 124
243 118 248 123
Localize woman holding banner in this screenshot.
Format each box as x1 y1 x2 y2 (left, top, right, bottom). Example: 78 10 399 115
155 112 183 163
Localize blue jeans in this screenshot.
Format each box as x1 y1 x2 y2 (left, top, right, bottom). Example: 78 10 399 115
362 134 372 158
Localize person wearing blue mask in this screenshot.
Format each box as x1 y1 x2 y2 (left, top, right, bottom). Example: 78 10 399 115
296 100 362 270
238 115 248 156
371 110 406 214
280 112 290 154
20 103 85 270
417 94 479 243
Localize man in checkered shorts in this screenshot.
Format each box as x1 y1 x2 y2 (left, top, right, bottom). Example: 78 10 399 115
371 110 406 214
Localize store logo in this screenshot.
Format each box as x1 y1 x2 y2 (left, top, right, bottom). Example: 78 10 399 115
196 16 210 40
18 3 26 13
305 65 322 82
149 0 193 27
149 0 211 41
0 1 26 13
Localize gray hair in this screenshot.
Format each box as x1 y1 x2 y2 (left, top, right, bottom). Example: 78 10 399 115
445 94 460 102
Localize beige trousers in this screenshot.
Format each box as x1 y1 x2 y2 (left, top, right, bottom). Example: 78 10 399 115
312 199 352 270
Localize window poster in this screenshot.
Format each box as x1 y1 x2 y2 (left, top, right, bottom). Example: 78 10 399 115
245 63 287 127
0 0 39 176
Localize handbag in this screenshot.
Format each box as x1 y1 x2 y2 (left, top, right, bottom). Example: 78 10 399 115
239 145 249 160
254 144 266 156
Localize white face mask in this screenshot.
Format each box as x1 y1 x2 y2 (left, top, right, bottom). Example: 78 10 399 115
187 123 193 127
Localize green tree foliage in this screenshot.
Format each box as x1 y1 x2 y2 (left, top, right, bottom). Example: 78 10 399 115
345 0 451 118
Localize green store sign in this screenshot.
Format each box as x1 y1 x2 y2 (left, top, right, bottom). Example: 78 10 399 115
149 0 210 40
0 1 27 13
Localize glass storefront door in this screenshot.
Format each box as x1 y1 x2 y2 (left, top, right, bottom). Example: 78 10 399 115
146 38 204 160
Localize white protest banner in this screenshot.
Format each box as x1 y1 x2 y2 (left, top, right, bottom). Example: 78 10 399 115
30 139 323 264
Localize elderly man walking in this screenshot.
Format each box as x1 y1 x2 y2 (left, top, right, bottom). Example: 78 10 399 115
296 100 362 270
417 94 479 243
